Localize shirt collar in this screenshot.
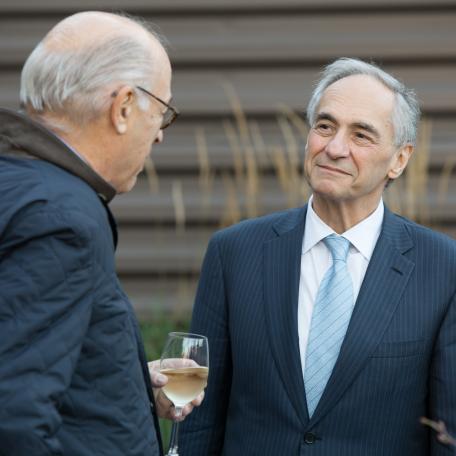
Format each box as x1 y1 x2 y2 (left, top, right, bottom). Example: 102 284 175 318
303 195 334 254
303 195 384 261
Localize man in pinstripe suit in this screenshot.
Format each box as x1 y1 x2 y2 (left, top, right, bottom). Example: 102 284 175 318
180 58 456 455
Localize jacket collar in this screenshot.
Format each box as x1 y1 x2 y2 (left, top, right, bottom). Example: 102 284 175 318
0 108 116 203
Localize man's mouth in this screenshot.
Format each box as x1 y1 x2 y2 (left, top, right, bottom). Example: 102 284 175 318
317 164 351 176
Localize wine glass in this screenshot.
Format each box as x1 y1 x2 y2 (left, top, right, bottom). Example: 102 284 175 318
160 332 209 456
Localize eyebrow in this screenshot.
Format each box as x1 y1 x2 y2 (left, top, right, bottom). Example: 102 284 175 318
315 112 381 140
315 112 337 125
353 121 381 140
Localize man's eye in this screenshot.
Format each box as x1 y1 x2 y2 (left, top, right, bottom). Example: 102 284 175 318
315 123 332 132
354 132 372 142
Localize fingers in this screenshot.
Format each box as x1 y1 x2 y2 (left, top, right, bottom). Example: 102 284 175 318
150 371 167 388
180 403 194 419
155 390 188 422
147 359 206 422
161 358 199 369
148 360 168 388
191 391 205 407
154 390 175 420
155 390 205 421
180 391 205 418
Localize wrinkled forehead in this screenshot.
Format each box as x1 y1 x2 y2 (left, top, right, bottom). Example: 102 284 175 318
318 74 396 131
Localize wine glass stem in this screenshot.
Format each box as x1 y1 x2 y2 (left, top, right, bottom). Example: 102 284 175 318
167 407 183 456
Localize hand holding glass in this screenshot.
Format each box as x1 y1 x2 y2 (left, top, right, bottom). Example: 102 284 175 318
160 332 209 456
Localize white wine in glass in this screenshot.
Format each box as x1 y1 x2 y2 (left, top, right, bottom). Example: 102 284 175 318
160 332 209 456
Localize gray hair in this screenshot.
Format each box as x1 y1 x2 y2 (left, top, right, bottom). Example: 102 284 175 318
20 15 165 128
306 58 421 147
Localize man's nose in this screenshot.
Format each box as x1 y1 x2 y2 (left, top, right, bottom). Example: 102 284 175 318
325 132 349 159
155 130 164 144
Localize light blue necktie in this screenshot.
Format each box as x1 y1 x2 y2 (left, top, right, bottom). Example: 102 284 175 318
304 234 354 417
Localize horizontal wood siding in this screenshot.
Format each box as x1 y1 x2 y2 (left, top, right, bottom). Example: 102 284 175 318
2 66 456 113
1 1 455 315
2 12 456 66
2 1 456 13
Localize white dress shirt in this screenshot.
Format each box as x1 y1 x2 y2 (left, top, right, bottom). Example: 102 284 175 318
298 195 384 377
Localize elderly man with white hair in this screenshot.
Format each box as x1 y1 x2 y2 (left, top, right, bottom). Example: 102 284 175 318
181 58 456 455
0 11 199 456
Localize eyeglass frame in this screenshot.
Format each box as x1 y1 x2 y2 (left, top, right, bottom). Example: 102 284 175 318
136 86 179 129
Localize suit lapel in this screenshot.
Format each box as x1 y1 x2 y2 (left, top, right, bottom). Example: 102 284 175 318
263 206 309 426
309 208 415 425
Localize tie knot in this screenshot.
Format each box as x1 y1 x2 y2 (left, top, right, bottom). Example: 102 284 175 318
323 234 350 262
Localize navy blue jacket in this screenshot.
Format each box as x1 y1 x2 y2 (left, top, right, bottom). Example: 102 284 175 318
181 204 456 455
0 109 162 455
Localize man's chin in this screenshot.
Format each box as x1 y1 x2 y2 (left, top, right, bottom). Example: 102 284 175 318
117 176 138 194
312 179 340 193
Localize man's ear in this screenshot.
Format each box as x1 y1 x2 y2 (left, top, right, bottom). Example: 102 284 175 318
110 86 135 135
388 144 414 180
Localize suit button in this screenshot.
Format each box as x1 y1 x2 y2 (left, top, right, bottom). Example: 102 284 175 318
304 432 316 444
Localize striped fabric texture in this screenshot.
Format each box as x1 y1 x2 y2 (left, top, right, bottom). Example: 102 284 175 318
305 235 354 417
180 205 456 456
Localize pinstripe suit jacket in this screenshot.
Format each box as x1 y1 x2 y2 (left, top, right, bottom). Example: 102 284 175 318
180 204 456 456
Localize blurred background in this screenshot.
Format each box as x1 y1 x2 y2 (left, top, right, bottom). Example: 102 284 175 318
2 0 456 445
1 0 456 338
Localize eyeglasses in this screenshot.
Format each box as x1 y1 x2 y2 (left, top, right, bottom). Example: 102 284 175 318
136 86 179 130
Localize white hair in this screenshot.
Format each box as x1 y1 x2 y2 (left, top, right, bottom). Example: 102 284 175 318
306 58 421 147
20 15 166 128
